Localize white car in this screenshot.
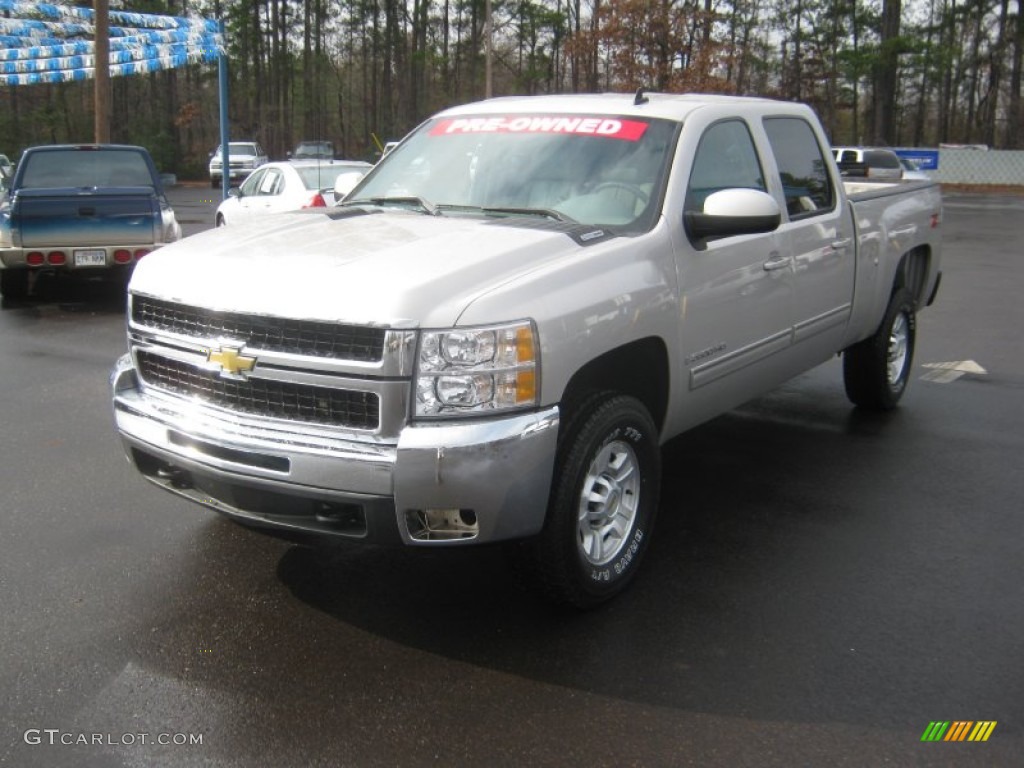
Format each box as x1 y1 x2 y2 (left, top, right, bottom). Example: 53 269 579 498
832 146 907 180
208 141 269 187
215 159 371 226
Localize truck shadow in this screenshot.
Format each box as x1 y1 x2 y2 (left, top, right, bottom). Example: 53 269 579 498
270 373 946 727
0 271 129 312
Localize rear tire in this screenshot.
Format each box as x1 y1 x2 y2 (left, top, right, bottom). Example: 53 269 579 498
0 269 29 301
512 393 661 608
843 287 916 410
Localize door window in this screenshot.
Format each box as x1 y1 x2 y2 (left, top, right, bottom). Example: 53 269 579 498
258 169 282 196
685 120 766 214
239 169 265 197
762 117 834 218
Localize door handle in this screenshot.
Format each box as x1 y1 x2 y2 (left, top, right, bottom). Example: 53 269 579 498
831 238 852 250
763 254 790 271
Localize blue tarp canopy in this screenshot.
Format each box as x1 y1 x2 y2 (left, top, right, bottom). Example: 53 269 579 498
0 0 222 85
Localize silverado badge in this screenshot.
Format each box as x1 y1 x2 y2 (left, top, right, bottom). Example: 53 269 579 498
207 345 256 378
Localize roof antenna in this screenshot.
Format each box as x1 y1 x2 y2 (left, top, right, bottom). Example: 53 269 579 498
634 87 649 106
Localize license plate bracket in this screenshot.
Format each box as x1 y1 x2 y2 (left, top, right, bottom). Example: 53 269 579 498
74 249 107 267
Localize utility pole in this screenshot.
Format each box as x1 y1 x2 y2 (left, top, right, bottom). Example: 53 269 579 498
94 0 111 143
484 0 492 98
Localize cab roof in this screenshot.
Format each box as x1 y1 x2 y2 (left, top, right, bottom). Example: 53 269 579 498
437 92 806 124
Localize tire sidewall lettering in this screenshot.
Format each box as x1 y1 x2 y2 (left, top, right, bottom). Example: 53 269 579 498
585 527 646 582
579 415 653 587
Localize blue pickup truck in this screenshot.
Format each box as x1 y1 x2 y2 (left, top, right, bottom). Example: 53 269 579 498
0 144 181 300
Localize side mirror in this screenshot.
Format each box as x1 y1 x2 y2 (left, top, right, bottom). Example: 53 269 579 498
333 171 365 201
684 188 781 241
228 187 242 199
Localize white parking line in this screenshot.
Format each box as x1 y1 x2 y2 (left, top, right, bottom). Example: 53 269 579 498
921 360 988 383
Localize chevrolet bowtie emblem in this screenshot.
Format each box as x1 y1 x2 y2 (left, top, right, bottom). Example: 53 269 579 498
207 346 256 377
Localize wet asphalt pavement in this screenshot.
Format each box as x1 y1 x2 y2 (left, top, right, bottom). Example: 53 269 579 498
0 187 1021 767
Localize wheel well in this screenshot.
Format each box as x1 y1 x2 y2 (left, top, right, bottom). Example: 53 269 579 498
894 246 931 307
558 337 670 434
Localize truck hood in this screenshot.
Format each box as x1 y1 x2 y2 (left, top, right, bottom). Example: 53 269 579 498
130 209 596 327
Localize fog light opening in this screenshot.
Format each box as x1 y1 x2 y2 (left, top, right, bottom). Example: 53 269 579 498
314 502 366 535
405 508 479 541
155 464 193 490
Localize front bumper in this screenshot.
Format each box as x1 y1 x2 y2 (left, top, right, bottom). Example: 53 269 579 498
111 355 560 546
209 166 255 182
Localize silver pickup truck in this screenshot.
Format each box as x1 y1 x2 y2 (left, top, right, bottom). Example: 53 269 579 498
112 93 942 607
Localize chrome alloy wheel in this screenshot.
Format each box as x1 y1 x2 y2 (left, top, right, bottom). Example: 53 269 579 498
887 312 910 386
577 440 640 566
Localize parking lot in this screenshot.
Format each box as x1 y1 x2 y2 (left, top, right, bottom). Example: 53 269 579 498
1 188 1021 767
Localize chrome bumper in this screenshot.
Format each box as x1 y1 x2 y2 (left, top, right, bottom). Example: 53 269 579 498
111 354 559 546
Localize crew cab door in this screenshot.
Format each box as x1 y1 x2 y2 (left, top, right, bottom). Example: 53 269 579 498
761 117 855 360
669 117 793 410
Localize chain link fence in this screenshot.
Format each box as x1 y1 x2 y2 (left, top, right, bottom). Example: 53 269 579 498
903 148 1024 186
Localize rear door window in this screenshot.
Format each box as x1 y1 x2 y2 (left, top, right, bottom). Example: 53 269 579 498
762 117 834 218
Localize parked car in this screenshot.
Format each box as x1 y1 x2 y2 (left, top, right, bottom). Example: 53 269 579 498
832 146 906 180
0 144 180 300
208 141 268 187
215 159 371 226
0 153 13 178
289 140 335 160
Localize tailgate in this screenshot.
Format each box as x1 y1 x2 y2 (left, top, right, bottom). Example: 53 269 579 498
14 188 157 247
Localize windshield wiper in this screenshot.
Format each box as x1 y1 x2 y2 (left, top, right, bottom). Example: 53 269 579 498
435 204 576 224
481 206 577 223
340 196 438 216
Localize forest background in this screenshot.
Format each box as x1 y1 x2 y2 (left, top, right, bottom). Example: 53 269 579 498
2 0 1022 178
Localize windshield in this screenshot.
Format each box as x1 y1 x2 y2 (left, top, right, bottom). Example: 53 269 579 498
213 143 259 157
295 142 332 157
348 114 677 231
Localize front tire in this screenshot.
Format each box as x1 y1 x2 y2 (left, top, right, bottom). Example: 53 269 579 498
843 287 917 410
514 393 661 608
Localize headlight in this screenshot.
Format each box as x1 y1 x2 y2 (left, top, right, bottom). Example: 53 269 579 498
415 321 538 417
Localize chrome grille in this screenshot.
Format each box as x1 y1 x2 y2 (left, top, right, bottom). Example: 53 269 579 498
132 295 386 362
137 351 379 430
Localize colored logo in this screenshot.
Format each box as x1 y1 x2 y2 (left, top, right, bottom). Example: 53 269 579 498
206 345 256 378
921 721 997 742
